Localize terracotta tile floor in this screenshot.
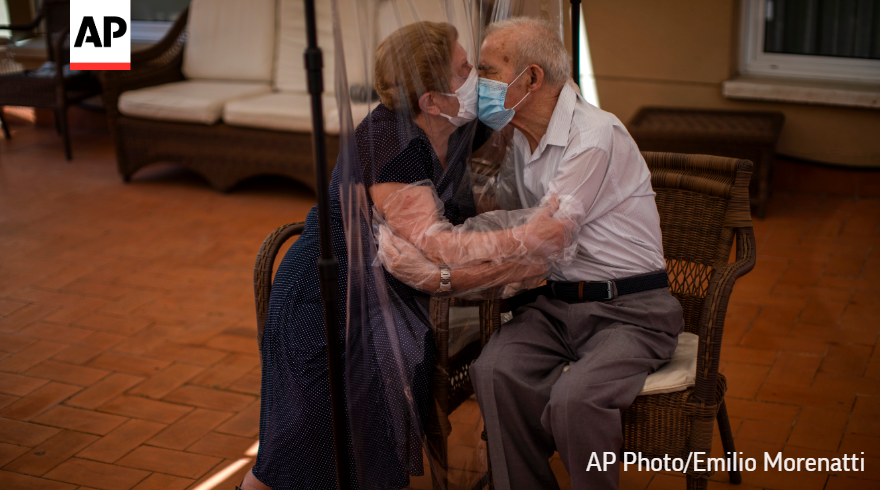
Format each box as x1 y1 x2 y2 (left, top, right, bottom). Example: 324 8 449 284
1 124 879 490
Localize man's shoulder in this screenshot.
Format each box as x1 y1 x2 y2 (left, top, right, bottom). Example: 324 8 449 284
565 101 620 155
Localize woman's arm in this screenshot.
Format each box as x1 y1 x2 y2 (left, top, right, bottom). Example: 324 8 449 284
377 226 546 295
371 182 572 268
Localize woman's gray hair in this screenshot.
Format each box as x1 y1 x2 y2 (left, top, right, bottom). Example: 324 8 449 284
484 17 571 86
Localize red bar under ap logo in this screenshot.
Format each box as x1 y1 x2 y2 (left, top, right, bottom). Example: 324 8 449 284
70 0 131 71
70 62 131 70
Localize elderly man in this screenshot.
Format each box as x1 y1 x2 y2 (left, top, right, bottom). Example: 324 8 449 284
467 18 685 490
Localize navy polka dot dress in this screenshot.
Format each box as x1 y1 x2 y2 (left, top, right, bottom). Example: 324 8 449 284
253 104 490 490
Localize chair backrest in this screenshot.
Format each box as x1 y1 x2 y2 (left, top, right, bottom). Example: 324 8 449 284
254 222 306 353
642 152 753 335
182 0 276 82
42 0 70 62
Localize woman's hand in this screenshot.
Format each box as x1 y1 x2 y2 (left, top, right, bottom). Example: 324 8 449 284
372 182 580 269
377 225 440 293
377 224 550 297
514 205 575 261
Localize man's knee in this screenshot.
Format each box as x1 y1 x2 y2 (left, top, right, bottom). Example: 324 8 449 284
541 371 622 441
545 368 622 418
470 331 532 395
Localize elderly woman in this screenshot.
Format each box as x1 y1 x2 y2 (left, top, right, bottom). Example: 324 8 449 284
242 21 567 490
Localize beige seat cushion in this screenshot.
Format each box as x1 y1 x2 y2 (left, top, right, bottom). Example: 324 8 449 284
183 0 276 82
119 80 272 125
223 92 336 133
448 306 481 357
639 332 698 395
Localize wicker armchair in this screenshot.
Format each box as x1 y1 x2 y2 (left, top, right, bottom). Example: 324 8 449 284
0 0 102 159
252 221 496 489
471 152 756 489
98 9 339 192
426 296 498 490
621 152 755 488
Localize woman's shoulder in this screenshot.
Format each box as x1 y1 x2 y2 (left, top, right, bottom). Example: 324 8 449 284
353 104 432 186
355 103 398 137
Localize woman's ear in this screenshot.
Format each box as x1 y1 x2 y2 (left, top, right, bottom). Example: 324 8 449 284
418 92 442 116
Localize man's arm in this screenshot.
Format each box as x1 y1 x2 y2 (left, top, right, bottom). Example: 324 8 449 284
377 225 546 295
370 182 571 268
544 146 611 227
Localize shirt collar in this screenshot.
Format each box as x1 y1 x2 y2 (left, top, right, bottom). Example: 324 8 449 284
544 82 578 148
520 82 578 161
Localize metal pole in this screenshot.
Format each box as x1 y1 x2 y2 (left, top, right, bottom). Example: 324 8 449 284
303 0 352 488
571 0 581 87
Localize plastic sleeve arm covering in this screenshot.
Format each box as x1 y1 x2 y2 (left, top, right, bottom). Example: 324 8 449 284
377 180 581 269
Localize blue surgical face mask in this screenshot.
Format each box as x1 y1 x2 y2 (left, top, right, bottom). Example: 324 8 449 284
477 67 530 131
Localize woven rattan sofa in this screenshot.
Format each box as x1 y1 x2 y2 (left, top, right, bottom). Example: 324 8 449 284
99 0 368 192
253 152 756 489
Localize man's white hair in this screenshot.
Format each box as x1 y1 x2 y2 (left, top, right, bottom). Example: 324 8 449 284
484 17 571 86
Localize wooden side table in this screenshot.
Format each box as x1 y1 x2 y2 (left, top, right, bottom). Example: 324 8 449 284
628 107 785 218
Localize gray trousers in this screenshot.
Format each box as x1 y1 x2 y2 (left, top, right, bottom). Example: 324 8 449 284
470 287 684 490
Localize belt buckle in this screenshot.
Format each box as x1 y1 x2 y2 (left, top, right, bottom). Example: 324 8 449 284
604 280 618 300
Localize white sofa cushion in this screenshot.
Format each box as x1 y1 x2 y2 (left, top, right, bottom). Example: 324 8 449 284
119 80 272 125
183 0 276 82
559 331 698 396
325 102 373 135
223 92 336 133
224 92 373 135
274 0 335 93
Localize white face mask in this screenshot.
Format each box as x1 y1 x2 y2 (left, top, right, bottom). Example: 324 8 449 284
437 68 478 127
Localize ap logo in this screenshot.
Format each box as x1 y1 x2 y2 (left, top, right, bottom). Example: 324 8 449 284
70 0 130 70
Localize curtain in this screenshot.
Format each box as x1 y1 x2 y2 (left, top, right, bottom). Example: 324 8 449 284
764 0 880 59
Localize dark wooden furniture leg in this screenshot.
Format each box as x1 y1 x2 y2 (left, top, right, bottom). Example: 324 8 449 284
716 399 742 484
58 106 72 160
0 109 9 139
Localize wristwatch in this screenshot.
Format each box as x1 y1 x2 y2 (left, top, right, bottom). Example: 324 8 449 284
436 265 452 293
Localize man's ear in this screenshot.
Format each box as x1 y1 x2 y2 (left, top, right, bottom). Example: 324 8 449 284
418 92 442 116
525 65 545 92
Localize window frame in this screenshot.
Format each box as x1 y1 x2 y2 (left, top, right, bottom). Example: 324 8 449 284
740 0 880 83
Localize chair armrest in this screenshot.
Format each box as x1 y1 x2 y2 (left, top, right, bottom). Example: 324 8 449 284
52 27 68 81
254 222 305 353
130 8 189 64
479 299 502 347
691 227 757 405
97 8 189 118
0 13 44 32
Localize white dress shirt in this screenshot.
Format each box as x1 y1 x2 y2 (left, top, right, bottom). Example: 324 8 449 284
510 82 665 282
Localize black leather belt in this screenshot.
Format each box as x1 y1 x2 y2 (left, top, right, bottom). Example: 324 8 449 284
501 271 669 312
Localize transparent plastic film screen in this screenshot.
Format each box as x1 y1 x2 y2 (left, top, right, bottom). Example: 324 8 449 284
326 0 565 488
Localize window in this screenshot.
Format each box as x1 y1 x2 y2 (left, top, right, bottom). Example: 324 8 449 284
0 0 10 39
576 5 600 107
131 0 189 42
741 0 880 82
